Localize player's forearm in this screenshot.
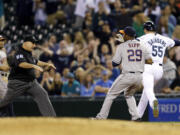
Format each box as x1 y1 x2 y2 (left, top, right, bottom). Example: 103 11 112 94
19 62 36 69
0 65 10 71
37 60 49 67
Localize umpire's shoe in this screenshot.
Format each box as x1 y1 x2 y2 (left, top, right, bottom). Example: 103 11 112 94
153 100 159 118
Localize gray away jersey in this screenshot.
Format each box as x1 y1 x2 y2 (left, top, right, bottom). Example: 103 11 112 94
112 39 151 73
138 33 175 64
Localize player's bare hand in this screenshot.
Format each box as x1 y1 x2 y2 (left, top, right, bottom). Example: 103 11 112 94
33 65 43 72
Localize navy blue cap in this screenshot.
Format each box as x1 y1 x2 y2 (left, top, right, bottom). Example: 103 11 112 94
124 26 136 37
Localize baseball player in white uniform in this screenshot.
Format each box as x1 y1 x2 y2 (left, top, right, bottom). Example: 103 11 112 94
0 35 14 116
95 26 152 120
0 35 9 99
137 21 180 119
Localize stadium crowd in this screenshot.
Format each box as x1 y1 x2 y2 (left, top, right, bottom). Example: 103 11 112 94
0 0 180 96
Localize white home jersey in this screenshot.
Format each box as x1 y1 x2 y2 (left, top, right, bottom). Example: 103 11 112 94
138 33 175 64
112 39 151 73
0 50 6 65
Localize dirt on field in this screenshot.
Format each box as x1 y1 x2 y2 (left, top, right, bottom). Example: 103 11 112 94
0 118 179 135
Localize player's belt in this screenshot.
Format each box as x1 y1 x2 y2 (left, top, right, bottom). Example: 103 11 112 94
0 71 8 77
129 71 143 74
159 64 162 66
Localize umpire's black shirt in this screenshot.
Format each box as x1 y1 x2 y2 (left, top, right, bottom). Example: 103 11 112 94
8 45 38 82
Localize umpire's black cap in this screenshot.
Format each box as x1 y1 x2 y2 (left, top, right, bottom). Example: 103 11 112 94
24 35 38 44
119 26 136 37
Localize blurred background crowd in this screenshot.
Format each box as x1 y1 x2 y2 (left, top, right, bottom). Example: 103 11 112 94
0 0 180 97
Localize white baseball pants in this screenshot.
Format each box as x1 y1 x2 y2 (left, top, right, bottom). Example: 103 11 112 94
137 64 163 118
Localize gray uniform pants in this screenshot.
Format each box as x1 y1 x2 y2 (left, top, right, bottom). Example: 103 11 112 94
96 73 142 120
0 79 56 117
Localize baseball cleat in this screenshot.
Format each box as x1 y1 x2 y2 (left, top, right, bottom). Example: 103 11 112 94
153 100 159 118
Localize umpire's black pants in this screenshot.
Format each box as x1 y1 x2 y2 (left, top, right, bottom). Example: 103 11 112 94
0 79 56 117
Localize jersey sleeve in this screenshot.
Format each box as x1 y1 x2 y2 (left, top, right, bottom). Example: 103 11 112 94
112 45 122 64
166 37 175 48
0 51 6 59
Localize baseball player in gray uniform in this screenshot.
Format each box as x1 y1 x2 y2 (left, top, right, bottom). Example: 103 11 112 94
95 26 152 120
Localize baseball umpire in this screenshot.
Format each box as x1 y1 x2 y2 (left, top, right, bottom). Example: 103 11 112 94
95 26 152 120
0 35 56 116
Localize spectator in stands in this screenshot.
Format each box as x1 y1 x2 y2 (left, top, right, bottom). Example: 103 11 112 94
94 42 114 66
34 0 47 26
46 10 65 25
41 41 73 73
61 72 81 96
0 0 5 30
94 0 112 14
154 77 172 94
56 40 72 55
161 4 177 27
63 0 76 26
74 0 89 29
71 54 86 72
49 68 55 82
170 66 180 92
86 31 95 44
61 68 70 83
49 72 63 95
80 73 95 96
168 0 180 24
105 59 120 81
157 15 175 37
40 71 52 94
172 25 180 67
48 35 59 53
73 31 86 48
93 70 113 97
163 55 177 85
83 11 93 33
63 33 74 55
144 0 161 23
39 41 52 62
133 12 148 37
75 67 85 84
93 1 110 35
98 21 112 44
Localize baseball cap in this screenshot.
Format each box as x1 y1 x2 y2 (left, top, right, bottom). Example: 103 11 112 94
119 26 136 37
67 72 74 78
0 35 6 41
24 35 38 44
102 70 108 76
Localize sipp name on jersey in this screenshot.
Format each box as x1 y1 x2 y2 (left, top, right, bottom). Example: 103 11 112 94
128 43 140 48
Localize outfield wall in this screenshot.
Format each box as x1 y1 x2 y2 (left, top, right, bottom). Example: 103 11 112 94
13 94 180 121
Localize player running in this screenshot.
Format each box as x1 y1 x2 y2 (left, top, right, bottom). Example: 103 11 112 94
94 26 152 120
137 21 180 119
